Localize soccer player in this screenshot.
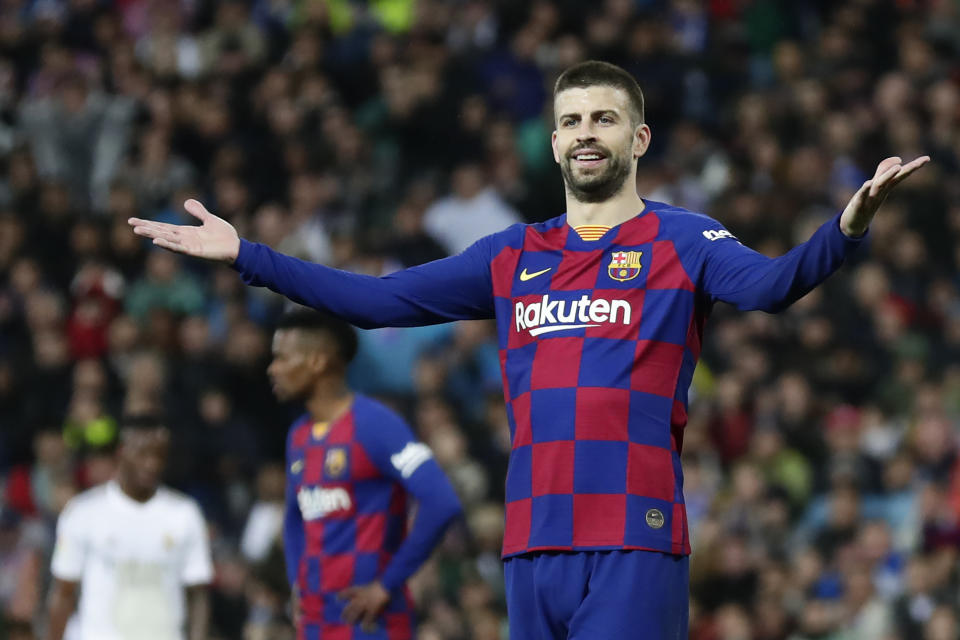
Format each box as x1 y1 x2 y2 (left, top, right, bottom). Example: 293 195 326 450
129 60 929 638
45 416 212 640
268 310 462 639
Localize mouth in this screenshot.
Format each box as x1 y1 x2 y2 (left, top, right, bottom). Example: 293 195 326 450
569 148 607 169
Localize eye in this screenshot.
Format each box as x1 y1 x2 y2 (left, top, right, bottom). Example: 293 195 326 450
562 117 577 127
599 115 613 124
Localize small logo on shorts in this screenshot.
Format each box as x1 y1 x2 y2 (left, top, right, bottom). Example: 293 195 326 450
645 508 665 529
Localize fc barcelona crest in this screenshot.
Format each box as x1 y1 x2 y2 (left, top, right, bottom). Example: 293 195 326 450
608 251 642 282
325 447 347 478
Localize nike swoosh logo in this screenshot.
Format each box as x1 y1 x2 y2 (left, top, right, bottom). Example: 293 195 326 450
519 267 552 281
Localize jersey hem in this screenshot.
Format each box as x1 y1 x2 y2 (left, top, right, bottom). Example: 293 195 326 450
501 542 691 559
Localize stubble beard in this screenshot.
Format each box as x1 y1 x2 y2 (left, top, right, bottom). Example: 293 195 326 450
560 145 634 204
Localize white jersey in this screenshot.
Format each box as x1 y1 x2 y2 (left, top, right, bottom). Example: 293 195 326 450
51 481 213 640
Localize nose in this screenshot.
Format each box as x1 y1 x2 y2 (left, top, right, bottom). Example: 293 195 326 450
575 121 597 142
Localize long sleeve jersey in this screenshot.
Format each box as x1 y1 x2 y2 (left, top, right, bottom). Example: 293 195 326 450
243 200 865 557
283 394 461 627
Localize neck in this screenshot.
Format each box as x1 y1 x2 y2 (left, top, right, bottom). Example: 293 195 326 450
306 378 354 424
564 173 645 228
116 476 156 503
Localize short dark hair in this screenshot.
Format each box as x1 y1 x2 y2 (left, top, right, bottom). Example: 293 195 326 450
553 60 645 126
118 415 168 448
275 310 358 364
121 414 168 433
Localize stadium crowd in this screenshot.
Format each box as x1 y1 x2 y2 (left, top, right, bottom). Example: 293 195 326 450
0 0 959 638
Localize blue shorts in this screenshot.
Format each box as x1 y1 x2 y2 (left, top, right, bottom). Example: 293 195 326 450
504 550 689 640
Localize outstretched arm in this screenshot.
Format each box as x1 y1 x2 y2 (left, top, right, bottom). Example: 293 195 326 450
700 156 928 312
129 200 497 329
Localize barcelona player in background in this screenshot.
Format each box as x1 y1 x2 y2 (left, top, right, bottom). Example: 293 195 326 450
268 310 461 639
131 60 928 638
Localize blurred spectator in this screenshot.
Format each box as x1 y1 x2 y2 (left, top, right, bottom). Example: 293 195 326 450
423 162 522 255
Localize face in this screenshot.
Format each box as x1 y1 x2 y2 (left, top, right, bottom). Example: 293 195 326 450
118 428 170 495
552 85 650 203
267 329 323 401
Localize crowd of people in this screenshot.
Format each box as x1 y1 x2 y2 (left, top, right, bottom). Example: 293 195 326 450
1 0 959 638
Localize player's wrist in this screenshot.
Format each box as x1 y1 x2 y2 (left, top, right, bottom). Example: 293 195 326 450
838 211 868 238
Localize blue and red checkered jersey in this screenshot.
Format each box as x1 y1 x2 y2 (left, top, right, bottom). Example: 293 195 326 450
283 394 461 633
239 200 865 558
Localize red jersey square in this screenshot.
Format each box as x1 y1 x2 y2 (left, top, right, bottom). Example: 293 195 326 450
532 441 575 496
304 520 325 554
503 499 532 554
647 240 695 291
491 246 523 298
305 446 326 484
350 442 379 480
511 392 532 447
320 554 354 592
629 340 685 398
574 388 630 440
508 294 544 349
627 443 675 502
354 514 386 553
551 249 604 291
385 612 414 640
326 413 355 444
320 624 353 640
612 211 660 245
572 494 626 546
530 337 583 390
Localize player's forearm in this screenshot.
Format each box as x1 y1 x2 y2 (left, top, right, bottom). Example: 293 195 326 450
283 485 306 587
710 212 865 312
232 240 494 328
44 580 77 640
379 472 462 591
186 586 210 640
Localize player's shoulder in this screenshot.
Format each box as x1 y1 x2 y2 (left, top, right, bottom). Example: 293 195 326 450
61 483 110 517
646 199 724 233
483 214 568 251
351 394 419 450
645 199 741 250
156 486 203 512
481 220 538 252
352 394 409 432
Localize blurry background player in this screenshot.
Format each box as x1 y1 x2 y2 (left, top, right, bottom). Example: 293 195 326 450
45 416 212 640
130 60 928 639
268 310 462 639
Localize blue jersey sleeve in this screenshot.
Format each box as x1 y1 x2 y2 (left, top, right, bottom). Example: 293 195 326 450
231 235 498 329
672 211 866 312
354 400 462 591
283 426 305 587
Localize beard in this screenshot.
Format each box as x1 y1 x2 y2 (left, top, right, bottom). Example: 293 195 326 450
559 143 633 204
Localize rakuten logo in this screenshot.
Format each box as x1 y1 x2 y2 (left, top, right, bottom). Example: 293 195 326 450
515 294 631 336
297 486 351 520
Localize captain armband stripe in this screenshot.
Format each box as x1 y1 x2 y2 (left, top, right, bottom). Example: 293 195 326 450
390 442 433 479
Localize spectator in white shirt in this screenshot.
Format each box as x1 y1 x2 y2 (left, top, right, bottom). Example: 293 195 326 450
423 162 522 255
45 416 212 640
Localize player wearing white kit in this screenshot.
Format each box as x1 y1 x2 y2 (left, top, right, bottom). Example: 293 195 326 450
45 417 212 640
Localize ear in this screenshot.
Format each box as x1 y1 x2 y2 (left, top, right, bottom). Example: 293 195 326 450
306 350 331 376
551 129 560 164
633 123 651 159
